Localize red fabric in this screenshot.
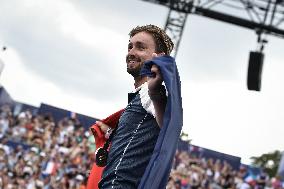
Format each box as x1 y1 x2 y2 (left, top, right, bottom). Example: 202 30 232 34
87 109 124 189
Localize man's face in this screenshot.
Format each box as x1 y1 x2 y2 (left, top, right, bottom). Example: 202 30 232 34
126 32 156 77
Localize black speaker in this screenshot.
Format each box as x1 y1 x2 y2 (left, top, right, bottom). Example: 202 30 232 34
247 51 264 91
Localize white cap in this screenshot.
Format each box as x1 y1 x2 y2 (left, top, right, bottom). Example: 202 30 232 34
30 147 39 153
40 151 46 157
75 174 84 181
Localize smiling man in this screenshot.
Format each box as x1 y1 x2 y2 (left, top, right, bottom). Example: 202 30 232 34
98 25 175 189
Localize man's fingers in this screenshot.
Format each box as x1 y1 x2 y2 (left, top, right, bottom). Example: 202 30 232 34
151 65 161 78
152 53 158 58
96 121 110 133
152 52 165 58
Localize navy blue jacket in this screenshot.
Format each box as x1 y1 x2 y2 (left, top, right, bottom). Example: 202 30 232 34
139 55 183 189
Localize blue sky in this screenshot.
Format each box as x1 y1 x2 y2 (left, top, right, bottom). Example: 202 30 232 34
0 0 284 164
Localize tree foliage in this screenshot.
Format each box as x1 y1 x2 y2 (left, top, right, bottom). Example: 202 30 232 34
250 150 282 177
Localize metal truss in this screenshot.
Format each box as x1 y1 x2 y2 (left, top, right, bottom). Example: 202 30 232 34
142 0 284 56
164 10 188 57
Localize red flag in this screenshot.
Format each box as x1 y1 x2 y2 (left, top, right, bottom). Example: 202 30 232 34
87 109 124 189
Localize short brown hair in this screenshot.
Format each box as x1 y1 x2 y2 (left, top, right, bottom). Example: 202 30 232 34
129 24 174 55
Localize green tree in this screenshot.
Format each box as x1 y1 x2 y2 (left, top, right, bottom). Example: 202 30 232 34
250 150 282 177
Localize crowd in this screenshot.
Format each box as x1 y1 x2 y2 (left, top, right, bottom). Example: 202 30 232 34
0 105 93 189
167 151 283 189
0 104 283 189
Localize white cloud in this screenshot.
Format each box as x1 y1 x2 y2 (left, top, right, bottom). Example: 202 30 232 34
0 47 61 106
54 0 128 66
181 78 284 164
0 46 123 119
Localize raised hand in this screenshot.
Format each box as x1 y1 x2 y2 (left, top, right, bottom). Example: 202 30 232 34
147 53 164 93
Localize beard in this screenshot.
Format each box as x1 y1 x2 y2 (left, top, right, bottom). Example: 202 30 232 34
127 67 141 77
126 55 143 77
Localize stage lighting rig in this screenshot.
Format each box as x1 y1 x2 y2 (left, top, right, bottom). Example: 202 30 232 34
141 0 284 91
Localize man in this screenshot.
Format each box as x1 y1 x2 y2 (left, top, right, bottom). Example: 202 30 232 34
97 24 179 189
